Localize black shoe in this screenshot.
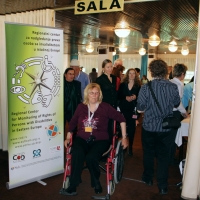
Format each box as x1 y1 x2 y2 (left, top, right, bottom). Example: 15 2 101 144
159 188 168 195
94 182 102 194
142 176 153 186
63 185 77 196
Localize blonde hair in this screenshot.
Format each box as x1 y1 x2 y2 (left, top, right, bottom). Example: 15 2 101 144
83 83 103 105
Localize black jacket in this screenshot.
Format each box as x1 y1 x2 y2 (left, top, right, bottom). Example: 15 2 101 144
118 82 140 113
96 73 117 108
64 79 82 122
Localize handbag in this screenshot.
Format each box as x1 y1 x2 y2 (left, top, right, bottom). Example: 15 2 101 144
147 81 181 129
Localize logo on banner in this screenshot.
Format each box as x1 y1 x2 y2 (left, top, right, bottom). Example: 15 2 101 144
50 145 61 153
33 149 41 158
13 153 25 162
10 55 61 106
46 123 60 140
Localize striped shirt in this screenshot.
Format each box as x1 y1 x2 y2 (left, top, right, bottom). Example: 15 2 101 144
136 79 180 132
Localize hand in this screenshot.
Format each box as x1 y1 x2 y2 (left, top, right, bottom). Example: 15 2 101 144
121 138 128 149
181 112 188 118
136 120 139 126
131 95 136 100
126 96 132 102
64 132 71 147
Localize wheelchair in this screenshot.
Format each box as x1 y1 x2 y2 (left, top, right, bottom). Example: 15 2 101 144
59 121 124 200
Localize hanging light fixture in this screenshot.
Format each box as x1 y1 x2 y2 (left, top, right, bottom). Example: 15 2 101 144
85 42 94 53
181 45 189 56
168 40 178 52
119 43 127 52
139 46 146 55
114 22 130 38
148 34 160 47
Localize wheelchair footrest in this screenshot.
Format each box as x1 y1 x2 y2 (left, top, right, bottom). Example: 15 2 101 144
59 188 77 196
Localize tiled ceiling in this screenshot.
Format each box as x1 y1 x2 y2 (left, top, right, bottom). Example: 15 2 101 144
0 0 199 55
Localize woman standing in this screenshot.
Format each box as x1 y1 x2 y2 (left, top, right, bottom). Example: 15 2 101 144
118 68 141 156
136 59 180 195
96 59 117 108
96 59 118 141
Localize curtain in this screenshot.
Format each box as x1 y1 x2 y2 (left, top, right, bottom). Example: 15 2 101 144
78 54 98 74
119 54 142 72
0 9 55 150
140 55 148 78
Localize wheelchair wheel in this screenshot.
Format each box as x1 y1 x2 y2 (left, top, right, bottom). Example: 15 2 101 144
109 180 115 195
64 177 70 189
114 140 124 184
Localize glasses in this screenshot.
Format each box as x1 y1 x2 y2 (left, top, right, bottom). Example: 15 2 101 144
89 92 99 96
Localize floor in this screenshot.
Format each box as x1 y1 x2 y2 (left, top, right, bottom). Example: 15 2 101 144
0 121 184 200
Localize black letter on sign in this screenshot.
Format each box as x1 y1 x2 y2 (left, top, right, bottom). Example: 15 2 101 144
100 1 107 10
87 1 97 11
77 2 85 12
110 0 121 9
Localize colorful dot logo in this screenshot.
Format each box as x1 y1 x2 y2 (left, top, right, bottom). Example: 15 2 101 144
46 123 61 140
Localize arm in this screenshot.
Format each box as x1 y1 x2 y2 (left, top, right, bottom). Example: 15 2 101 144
120 122 128 149
77 81 82 102
117 83 126 100
136 86 147 112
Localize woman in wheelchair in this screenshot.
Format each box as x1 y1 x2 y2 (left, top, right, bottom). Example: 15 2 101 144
64 83 128 196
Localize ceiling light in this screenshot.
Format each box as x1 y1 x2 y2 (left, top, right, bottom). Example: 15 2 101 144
181 45 189 56
85 43 94 53
148 34 160 47
139 47 146 55
114 21 130 38
168 40 178 52
112 50 116 56
119 44 127 52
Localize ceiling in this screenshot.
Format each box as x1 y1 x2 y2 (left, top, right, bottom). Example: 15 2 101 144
0 0 199 55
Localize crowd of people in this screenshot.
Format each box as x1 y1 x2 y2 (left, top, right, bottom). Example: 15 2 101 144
63 58 192 196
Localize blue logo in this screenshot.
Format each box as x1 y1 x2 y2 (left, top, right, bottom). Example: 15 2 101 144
33 149 41 158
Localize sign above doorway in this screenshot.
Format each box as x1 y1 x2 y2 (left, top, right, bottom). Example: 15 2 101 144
75 0 124 15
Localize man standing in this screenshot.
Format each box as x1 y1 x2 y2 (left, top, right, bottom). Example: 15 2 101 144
70 59 90 98
64 68 82 136
89 68 98 83
113 58 123 67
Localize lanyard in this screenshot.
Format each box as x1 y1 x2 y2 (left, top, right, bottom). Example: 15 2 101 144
87 103 98 124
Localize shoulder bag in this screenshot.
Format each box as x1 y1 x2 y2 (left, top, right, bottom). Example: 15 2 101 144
147 81 181 129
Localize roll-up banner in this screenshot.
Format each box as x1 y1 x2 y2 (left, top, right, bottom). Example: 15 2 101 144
5 23 64 189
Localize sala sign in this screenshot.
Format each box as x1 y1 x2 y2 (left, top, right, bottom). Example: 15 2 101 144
75 0 124 15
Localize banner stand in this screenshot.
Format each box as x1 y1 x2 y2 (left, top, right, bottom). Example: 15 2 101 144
6 169 63 189
5 23 64 190
37 180 47 186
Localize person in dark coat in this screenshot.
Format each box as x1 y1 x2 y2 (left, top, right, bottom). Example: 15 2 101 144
118 68 141 156
96 59 118 141
64 68 82 136
96 59 117 109
89 68 98 83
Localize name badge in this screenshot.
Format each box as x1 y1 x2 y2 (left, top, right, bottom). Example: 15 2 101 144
85 127 92 132
132 115 137 119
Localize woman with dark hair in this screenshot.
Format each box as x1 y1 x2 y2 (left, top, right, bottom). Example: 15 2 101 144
96 59 118 141
118 68 141 156
136 59 180 195
170 63 188 164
